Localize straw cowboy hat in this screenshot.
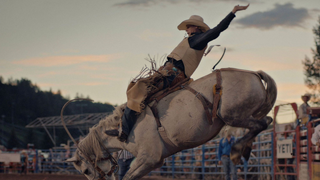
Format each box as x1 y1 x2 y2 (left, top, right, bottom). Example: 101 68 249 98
301 93 311 99
177 15 210 32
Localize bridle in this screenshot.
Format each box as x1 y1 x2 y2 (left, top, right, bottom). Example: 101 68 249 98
76 130 119 180
61 98 119 180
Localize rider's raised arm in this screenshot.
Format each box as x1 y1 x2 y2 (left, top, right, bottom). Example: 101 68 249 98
232 4 250 14
189 12 235 50
189 4 249 50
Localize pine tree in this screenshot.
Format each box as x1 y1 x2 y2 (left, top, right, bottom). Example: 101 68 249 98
7 128 19 149
303 16 320 104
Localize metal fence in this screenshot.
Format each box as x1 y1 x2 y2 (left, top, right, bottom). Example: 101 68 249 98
149 131 273 180
0 131 273 179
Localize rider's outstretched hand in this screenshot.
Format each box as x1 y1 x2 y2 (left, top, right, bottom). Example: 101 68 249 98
232 4 250 14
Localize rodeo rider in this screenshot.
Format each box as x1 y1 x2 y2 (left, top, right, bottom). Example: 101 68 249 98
106 4 250 142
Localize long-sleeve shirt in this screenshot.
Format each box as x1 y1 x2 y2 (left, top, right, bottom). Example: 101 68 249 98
298 103 310 119
118 150 134 160
188 12 235 50
218 136 235 160
311 124 320 145
167 12 236 73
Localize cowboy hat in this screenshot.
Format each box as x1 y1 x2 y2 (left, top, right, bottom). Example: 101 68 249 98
301 93 311 98
177 15 210 32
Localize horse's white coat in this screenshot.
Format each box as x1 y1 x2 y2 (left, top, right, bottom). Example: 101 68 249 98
67 69 277 180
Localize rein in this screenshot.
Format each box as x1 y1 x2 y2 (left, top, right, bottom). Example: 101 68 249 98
212 47 226 70
61 98 118 180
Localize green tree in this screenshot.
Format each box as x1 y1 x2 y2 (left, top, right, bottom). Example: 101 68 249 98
7 128 19 149
303 16 320 104
0 76 114 149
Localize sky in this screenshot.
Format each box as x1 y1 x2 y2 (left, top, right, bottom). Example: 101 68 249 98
1 0 320 123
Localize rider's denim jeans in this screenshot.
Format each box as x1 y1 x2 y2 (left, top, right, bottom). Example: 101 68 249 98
221 156 237 180
118 157 134 180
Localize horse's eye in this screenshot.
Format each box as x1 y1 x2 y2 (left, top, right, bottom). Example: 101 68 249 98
75 160 81 166
84 169 90 175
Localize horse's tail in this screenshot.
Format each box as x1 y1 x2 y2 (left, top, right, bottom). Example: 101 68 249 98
252 70 277 120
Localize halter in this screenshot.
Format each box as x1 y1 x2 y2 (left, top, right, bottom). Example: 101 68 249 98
61 98 119 180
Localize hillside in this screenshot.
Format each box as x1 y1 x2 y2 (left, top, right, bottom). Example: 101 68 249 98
0 77 115 149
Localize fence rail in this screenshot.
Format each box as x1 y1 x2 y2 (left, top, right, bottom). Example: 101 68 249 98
0 131 273 180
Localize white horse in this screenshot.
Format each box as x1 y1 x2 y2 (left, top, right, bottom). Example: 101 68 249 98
66 68 277 180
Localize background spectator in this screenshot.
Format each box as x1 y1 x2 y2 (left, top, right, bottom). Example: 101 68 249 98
298 93 311 125
218 128 237 180
116 150 134 180
20 150 28 175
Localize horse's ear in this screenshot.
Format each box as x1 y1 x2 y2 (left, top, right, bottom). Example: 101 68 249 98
66 156 78 162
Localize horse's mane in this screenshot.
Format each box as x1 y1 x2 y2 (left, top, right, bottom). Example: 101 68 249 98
76 103 126 162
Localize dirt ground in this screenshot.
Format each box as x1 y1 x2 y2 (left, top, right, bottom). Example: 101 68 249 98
0 174 177 180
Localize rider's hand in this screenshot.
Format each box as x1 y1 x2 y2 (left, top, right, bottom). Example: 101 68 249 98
232 4 250 14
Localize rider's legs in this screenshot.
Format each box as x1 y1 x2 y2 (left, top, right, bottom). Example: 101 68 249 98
105 106 138 142
118 106 138 142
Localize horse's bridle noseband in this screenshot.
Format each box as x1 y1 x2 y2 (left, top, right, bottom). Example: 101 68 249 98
77 147 118 180
86 129 119 180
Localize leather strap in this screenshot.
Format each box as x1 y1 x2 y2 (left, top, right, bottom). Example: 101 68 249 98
150 101 161 127
212 70 222 118
149 79 192 152
183 86 213 125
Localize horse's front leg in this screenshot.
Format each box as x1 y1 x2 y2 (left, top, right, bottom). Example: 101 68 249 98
122 153 164 180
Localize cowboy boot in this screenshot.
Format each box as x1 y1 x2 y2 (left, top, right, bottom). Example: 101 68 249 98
105 107 138 142
118 107 138 142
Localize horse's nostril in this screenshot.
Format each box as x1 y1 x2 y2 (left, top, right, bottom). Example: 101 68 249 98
84 169 90 175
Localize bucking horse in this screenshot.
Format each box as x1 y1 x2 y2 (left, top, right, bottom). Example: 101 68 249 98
64 67 277 180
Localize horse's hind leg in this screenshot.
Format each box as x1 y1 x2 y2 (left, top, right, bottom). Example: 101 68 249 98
223 116 273 164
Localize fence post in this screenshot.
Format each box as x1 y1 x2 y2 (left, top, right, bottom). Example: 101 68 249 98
201 145 205 180
296 123 300 180
258 135 261 176
35 150 38 173
172 154 175 179
271 131 274 180
307 121 312 180
244 159 247 180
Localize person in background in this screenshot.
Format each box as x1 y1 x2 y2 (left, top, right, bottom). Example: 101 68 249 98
40 154 46 173
115 150 135 180
194 148 203 180
20 150 28 175
218 128 237 180
183 153 192 179
297 93 311 125
48 148 53 174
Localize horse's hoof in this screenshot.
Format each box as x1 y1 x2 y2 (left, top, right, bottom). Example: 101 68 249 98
118 132 128 142
242 146 252 161
266 116 273 125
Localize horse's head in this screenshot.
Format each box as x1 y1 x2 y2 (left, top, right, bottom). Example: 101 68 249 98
64 103 126 180
67 148 118 180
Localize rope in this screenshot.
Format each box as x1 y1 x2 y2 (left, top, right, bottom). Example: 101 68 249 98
212 47 226 70
60 98 93 147
60 98 118 179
